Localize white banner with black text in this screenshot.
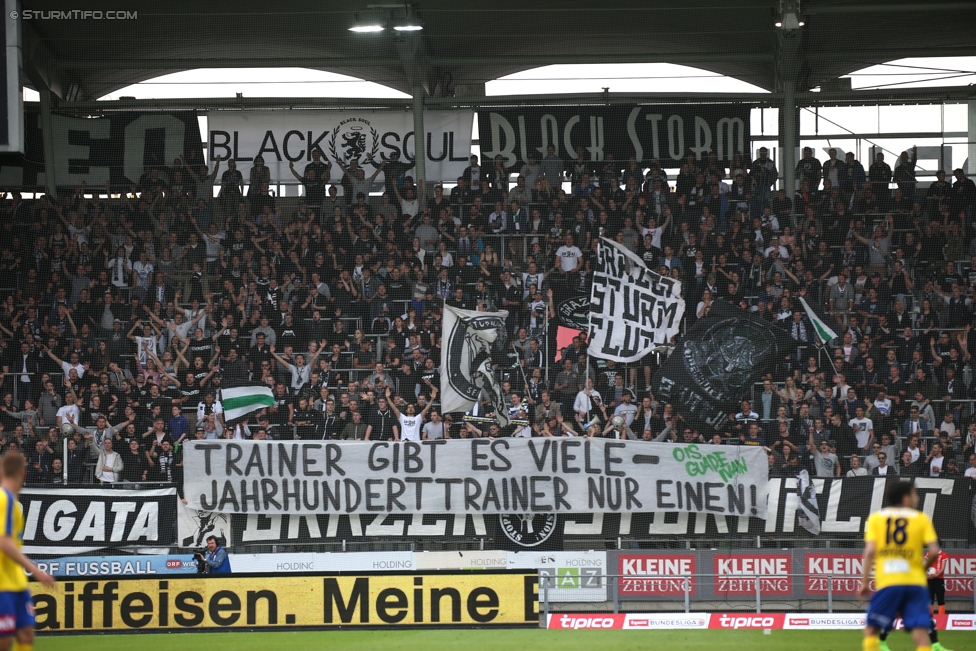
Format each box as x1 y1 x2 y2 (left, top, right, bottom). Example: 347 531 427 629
589 238 685 362
206 109 473 183
183 440 768 518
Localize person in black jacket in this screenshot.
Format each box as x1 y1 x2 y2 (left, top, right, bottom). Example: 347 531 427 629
899 450 925 478
121 438 148 482
65 437 87 483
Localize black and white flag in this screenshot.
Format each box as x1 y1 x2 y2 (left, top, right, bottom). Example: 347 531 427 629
177 499 232 548
652 300 794 432
796 469 822 536
441 305 511 426
589 238 685 362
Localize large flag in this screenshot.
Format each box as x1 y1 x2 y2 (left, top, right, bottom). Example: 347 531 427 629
220 386 275 422
589 237 685 362
799 296 838 343
651 300 794 432
441 305 511 426
796 469 822 536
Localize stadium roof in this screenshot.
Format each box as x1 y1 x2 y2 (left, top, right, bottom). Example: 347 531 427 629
22 0 976 102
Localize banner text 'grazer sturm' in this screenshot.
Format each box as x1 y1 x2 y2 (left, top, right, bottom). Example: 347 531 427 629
206 109 473 183
589 238 685 362
184 440 768 518
32 572 538 632
212 477 972 550
0 110 204 188
476 104 750 167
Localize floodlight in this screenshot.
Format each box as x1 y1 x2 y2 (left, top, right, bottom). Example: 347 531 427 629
393 6 423 31
349 11 385 32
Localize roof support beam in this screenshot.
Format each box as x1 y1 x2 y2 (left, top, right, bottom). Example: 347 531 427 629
57 53 775 72
59 57 402 70
806 2 975 14
49 85 975 113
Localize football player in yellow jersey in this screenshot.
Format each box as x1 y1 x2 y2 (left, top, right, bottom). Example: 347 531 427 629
0 452 55 651
860 482 941 651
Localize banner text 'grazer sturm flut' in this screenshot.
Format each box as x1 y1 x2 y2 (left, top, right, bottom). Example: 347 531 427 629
31 572 538 632
184 440 768 518
476 104 750 167
0 110 204 187
589 238 685 363
20 488 177 555
206 110 473 183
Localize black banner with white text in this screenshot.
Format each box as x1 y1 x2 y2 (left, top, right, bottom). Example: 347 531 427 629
20 488 178 554
0 109 204 188
221 477 973 550
477 104 751 168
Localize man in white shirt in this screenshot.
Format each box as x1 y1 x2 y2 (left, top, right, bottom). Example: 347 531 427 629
387 386 437 442
554 234 583 293
872 390 892 416
574 379 602 422
55 393 83 429
641 211 671 250
964 453 976 479
132 251 154 300
96 437 123 483
848 405 874 453
42 346 86 379
555 234 583 273
906 434 923 464
927 441 945 477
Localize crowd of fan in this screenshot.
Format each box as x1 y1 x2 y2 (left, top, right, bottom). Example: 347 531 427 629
0 141 975 487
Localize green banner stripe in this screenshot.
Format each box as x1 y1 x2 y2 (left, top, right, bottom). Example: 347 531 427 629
813 321 836 341
223 393 275 411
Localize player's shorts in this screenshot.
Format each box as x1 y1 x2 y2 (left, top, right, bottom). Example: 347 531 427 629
0 590 34 636
867 585 931 631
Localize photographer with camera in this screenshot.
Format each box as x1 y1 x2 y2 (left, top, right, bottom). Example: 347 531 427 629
195 535 230 575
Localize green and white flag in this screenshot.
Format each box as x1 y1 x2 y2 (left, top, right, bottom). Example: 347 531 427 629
799 297 838 343
220 386 275 422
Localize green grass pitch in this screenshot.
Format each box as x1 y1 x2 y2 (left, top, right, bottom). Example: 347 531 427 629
33 629 975 651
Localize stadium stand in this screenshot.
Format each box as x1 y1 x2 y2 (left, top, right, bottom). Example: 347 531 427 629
1 146 975 492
